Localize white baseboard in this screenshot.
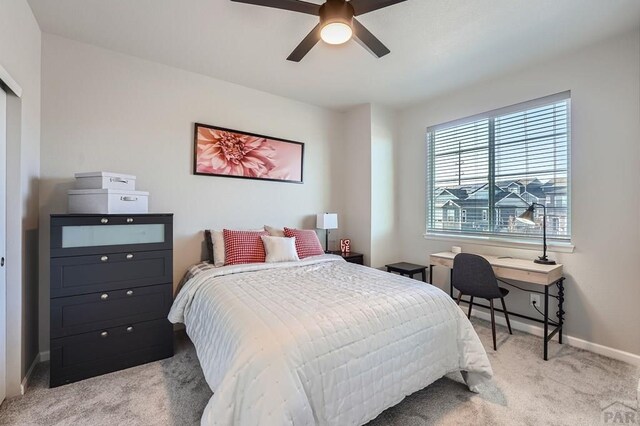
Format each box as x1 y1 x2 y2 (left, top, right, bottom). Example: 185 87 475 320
469 309 640 366
39 350 50 362
20 353 40 395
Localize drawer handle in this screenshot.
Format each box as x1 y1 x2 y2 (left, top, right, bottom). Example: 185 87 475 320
120 196 138 202
100 255 109 262
126 253 134 260
100 218 109 224
126 217 134 223
110 177 129 184
100 293 109 300
100 331 108 338
126 326 134 333
126 290 134 296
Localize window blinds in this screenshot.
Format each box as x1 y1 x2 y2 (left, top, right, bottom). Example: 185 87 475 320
426 92 571 241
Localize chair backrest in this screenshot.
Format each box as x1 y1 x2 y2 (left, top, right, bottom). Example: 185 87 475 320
452 253 502 299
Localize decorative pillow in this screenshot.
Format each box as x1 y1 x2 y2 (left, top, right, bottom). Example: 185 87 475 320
204 230 215 264
223 229 269 266
283 227 324 259
206 228 264 267
264 225 285 237
261 235 299 263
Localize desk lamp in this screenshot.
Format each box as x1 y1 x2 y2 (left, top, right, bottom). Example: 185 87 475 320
516 203 556 265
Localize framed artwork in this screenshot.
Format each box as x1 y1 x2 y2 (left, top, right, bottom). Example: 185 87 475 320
193 123 304 184
340 239 351 253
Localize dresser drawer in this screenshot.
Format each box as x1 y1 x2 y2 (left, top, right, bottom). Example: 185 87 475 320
51 214 172 257
50 250 172 298
50 318 173 387
51 284 172 338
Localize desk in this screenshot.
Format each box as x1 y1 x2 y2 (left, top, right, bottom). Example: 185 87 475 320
429 251 565 360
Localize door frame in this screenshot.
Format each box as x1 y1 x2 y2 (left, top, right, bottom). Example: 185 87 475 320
0 80 6 406
0 64 22 402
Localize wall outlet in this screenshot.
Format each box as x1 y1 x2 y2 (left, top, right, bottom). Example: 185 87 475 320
530 294 541 308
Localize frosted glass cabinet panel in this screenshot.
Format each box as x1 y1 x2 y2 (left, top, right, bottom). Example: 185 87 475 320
51 214 173 257
62 224 165 248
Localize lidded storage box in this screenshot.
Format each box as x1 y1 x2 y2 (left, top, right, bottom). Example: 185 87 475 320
74 172 136 191
68 189 149 214
68 171 148 214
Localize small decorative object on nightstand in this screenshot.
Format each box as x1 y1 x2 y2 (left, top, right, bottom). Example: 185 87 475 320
340 238 351 253
386 262 428 282
330 251 363 265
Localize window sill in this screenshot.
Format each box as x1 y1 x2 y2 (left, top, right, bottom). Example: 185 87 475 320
423 233 575 253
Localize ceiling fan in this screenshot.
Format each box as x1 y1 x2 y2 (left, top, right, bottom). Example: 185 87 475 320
230 0 407 62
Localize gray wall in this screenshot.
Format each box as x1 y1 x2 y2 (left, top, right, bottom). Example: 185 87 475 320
38 34 346 353
396 29 640 357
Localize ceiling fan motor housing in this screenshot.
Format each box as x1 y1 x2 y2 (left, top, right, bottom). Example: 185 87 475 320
319 0 355 28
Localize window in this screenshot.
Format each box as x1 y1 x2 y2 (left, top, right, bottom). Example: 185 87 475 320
426 92 570 242
446 209 455 222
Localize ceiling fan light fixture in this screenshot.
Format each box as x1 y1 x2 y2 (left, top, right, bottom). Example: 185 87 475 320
231 0 405 61
318 0 355 45
320 22 353 45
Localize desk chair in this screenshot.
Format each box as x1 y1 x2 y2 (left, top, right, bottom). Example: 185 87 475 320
452 253 513 350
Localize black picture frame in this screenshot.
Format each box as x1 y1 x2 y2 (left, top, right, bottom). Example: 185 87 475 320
193 122 305 184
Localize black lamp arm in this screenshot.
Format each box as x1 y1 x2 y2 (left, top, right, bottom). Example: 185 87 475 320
531 202 548 261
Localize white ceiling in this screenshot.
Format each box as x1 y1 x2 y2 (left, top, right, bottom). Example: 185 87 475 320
27 0 640 110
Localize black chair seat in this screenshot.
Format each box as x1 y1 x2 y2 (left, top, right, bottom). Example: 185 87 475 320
452 253 513 350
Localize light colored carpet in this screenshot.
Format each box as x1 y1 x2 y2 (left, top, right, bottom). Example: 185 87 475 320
1 319 638 426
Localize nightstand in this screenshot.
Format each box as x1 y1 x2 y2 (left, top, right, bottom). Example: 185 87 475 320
330 251 364 265
385 262 428 282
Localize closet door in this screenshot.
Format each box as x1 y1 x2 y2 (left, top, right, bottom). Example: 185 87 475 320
0 88 7 404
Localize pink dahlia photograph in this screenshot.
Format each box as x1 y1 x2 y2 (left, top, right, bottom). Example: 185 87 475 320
194 124 303 183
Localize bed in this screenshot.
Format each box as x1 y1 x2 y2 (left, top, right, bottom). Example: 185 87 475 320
169 254 492 426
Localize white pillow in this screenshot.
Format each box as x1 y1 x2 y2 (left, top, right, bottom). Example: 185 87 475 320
211 228 264 267
261 235 299 263
264 225 285 237
210 230 226 267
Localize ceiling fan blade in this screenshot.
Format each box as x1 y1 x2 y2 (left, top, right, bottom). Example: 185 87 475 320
352 19 390 58
230 0 319 15
287 24 322 62
349 0 407 16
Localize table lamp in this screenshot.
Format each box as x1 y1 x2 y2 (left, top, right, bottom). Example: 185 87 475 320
516 203 556 265
316 213 338 253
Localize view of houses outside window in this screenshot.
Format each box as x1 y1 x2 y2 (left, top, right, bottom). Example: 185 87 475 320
426 93 570 242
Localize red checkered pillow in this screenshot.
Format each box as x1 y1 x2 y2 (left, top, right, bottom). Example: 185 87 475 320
223 229 269 266
283 227 324 259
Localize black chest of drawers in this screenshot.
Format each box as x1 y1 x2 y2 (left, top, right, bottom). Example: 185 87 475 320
50 214 174 387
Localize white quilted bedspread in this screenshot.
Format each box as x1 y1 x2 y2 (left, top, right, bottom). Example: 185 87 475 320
168 255 492 426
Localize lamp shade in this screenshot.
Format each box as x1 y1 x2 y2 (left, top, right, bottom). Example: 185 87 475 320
316 213 338 230
516 205 536 225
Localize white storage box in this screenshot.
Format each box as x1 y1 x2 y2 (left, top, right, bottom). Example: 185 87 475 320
74 172 136 191
68 189 149 214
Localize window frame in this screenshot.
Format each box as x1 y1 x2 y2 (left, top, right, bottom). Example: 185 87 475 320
425 91 573 250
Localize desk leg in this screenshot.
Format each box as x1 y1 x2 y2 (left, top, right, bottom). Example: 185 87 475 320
557 278 565 344
544 285 549 361
422 269 427 283
429 265 433 283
